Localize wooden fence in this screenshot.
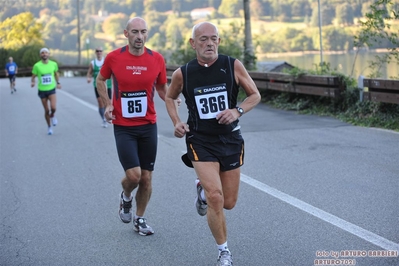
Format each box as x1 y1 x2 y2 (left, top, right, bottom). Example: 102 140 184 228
2 65 398 104
361 78 399 104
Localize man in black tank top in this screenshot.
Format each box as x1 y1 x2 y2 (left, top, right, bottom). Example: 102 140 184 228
165 21 261 265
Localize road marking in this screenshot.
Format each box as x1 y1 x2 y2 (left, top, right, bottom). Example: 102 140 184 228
240 174 399 251
58 89 98 111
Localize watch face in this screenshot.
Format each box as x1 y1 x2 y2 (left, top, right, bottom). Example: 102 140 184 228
237 107 243 115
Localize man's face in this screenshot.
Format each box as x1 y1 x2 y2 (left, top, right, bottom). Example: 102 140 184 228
40 51 49 61
191 24 220 61
95 49 103 58
124 20 148 50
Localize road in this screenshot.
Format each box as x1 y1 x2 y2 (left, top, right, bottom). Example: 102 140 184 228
1 77 398 266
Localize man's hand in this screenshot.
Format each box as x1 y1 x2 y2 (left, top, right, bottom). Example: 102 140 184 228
104 105 115 122
216 109 240 125
174 122 189 138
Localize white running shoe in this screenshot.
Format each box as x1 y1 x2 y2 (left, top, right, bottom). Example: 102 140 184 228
48 127 53 135
134 217 154 236
119 192 132 223
216 251 233 266
102 119 108 128
51 117 58 126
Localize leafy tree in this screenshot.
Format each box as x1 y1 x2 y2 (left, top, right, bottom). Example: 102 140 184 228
353 0 399 78
290 34 314 51
250 0 264 19
336 3 355 25
218 0 241 17
310 3 335 26
102 13 128 41
0 12 44 50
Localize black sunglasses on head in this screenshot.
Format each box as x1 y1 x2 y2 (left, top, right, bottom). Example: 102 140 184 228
96 50 102 52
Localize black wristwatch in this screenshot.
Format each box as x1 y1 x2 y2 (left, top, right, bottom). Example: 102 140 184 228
236 106 244 117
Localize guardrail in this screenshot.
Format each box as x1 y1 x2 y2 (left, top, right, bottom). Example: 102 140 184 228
361 78 399 104
3 65 398 104
250 72 345 98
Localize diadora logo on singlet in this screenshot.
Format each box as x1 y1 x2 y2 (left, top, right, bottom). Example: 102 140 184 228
126 65 147 75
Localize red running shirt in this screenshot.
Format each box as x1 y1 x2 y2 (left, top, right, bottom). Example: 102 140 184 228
100 46 167 126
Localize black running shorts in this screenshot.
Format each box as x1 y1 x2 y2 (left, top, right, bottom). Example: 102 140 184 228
113 123 158 171
185 130 244 171
38 89 56 99
95 87 111 99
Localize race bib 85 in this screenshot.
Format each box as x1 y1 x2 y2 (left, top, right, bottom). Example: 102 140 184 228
120 91 147 118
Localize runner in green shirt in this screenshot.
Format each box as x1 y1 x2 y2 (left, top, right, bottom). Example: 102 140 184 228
86 47 112 128
31 47 61 135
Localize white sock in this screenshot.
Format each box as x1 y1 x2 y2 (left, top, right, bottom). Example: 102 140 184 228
217 242 230 255
122 192 132 202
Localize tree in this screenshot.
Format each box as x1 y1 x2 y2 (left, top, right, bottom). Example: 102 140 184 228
0 12 44 50
336 3 355 25
353 0 399 78
218 0 241 17
102 13 128 41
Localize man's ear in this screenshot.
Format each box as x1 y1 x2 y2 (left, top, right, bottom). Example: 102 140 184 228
189 39 195 49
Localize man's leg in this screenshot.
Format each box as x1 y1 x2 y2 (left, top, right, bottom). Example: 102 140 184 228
40 97 51 127
220 168 240 210
135 169 153 216
193 161 227 245
121 168 154 216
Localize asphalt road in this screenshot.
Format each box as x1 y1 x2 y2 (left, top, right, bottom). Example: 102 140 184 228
1 77 398 266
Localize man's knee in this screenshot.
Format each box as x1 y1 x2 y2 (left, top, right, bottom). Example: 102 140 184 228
125 168 141 184
223 198 237 210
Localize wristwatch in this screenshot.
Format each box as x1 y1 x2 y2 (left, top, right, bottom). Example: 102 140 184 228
236 106 244 117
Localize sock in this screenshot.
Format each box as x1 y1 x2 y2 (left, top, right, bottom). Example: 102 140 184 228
195 179 206 202
134 215 143 220
217 242 230 255
99 107 105 120
122 192 132 202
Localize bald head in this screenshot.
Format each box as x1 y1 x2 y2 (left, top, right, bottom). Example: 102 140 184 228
191 22 219 39
126 17 147 31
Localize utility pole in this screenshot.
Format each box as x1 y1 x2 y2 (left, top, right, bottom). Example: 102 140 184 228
77 0 81 65
243 0 255 70
318 0 323 65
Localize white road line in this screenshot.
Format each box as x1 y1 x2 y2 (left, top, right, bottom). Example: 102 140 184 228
58 89 98 111
240 174 399 251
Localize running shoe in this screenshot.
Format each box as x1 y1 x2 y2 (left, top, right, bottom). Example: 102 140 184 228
102 119 108 128
51 117 58 126
119 192 132 223
195 180 207 216
216 251 233 266
13 88 16 92
48 127 53 135
133 217 154 236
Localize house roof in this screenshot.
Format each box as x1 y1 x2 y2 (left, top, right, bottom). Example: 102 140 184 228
257 61 295 72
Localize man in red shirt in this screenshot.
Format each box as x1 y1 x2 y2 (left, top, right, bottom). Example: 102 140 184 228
96 17 169 236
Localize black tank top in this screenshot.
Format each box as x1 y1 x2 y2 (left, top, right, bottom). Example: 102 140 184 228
181 55 240 135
